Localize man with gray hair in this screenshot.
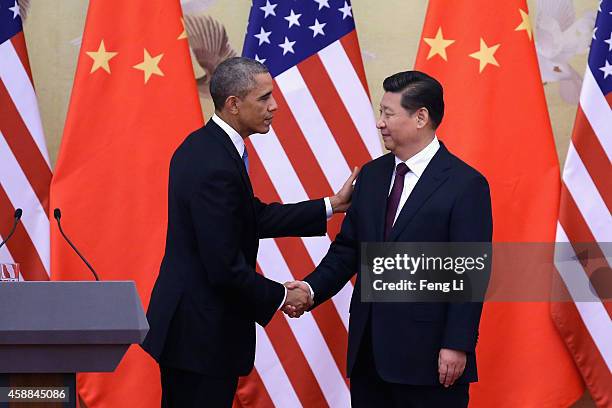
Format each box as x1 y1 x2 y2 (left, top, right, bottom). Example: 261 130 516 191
142 57 358 407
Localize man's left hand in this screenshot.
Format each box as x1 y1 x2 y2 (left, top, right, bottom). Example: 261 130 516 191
438 348 466 387
329 167 359 213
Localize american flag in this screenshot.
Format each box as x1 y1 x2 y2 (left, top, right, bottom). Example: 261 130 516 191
239 0 382 406
552 1 612 406
0 0 51 281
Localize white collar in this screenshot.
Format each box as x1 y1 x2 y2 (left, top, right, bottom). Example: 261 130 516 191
212 114 245 158
394 136 440 178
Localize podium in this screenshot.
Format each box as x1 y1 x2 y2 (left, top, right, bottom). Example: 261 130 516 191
0 281 149 408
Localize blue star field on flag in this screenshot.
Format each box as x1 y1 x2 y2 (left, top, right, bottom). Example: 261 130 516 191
243 0 356 76
1 0 23 44
590 0 612 95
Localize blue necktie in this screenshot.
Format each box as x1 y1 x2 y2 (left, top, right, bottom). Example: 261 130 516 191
242 147 249 172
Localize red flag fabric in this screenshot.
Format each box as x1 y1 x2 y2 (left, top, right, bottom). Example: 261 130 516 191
49 0 203 406
414 1 584 406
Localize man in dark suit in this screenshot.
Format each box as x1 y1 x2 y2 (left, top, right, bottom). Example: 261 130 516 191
285 71 493 407
142 57 356 407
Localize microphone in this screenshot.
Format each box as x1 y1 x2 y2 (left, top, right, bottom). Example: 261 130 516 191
53 208 100 281
0 208 23 250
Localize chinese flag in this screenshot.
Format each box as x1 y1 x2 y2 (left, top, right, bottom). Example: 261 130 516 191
415 1 584 407
49 1 203 407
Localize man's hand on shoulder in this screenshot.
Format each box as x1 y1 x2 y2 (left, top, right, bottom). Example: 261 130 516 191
438 348 466 388
329 167 359 213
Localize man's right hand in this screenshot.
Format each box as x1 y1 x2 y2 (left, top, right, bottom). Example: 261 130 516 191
329 167 359 213
282 281 313 318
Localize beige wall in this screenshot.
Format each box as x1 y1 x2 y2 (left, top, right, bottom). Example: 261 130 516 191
24 0 86 167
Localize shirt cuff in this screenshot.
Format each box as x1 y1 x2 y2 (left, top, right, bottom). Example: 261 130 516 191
303 281 315 301
277 286 288 311
324 197 333 219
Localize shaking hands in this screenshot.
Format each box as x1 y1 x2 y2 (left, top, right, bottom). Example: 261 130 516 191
282 281 313 318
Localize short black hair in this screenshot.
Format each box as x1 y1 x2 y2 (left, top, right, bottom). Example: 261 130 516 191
382 71 444 129
209 57 269 110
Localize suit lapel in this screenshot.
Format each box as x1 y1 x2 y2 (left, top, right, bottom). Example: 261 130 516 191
371 154 396 241
206 120 255 198
387 143 452 242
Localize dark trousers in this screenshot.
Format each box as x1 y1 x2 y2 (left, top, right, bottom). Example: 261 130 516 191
350 321 469 408
160 365 238 408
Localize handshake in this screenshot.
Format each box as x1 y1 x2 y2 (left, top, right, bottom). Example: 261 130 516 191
281 281 314 318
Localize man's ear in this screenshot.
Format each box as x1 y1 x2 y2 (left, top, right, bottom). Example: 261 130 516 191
417 108 430 129
225 96 240 115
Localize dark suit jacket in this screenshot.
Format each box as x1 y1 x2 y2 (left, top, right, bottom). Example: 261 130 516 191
142 119 327 377
304 142 492 385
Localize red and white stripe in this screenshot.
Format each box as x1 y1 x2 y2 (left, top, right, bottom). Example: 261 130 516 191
552 63 612 405
242 32 382 407
0 31 51 280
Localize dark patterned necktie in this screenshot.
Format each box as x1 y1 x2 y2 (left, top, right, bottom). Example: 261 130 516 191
384 163 410 240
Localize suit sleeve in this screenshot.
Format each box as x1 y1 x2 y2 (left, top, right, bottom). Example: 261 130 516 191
190 167 285 326
303 176 363 307
441 174 493 352
253 197 327 239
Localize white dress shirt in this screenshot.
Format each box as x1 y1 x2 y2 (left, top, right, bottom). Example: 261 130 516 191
212 114 247 160
388 136 440 225
212 114 330 309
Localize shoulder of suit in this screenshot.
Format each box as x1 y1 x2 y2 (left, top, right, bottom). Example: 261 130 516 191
170 125 233 174
360 152 393 173
173 125 224 157
444 148 489 186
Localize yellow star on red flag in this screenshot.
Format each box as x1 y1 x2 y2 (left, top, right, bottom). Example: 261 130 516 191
86 40 118 74
515 9 533 41
469 38 500 73
178 18 188 40
133 49 165 84
423 27 455 61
